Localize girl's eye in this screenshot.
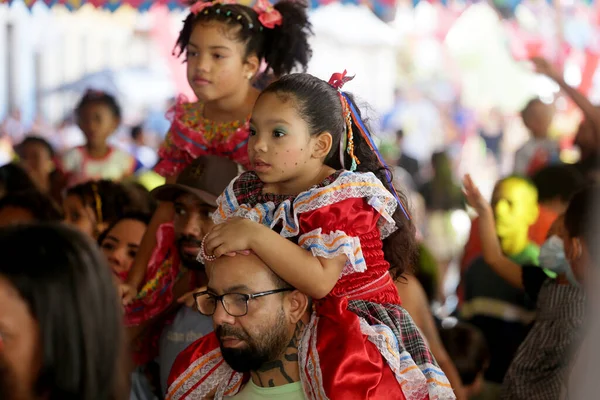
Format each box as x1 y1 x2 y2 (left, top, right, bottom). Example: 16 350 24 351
213 53 224 59
101 242 115 251
186 51 199 58
175 206 186 216
128 250 138 259
273 129 286 138
249 127 257 137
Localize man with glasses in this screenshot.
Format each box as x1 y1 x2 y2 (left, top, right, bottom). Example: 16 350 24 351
167 252 310 400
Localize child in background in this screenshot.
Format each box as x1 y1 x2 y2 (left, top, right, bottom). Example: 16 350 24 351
0 163 37 199
63 179 138 239
153 0 312 177
513 98 560 177
58 90 136 187
16 136 65 204
0 190 63 227
122 0 313 307
439 321 490 399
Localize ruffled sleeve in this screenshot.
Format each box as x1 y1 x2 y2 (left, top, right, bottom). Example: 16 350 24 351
154 95 252 177
295 171 398 276
298 198 381 275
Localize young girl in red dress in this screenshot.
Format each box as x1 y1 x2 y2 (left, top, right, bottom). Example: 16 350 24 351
167 72 456 400
120 0 312 365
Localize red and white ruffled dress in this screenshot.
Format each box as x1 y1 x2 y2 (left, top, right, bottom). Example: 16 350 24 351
124 97 250 363
154 95 251 176
166 171 456 400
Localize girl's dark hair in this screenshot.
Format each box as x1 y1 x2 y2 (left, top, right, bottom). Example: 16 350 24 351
261 73 418 279
97 211 152 246
0 163 37 197
564 185 600 249
0 223 128 399
0 190 63 222
75 90 121 120
123 181 158 215
16 135 55 158
532 164 586 204
176 0 312 77
66 180 138 227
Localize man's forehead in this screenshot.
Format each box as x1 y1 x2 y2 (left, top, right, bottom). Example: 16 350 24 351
208 256 271 292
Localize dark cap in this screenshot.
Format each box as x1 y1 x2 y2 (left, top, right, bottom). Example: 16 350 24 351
150 155 239 206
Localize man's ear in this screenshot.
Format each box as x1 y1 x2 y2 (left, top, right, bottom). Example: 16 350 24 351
311 132 333 160
285 289 309 324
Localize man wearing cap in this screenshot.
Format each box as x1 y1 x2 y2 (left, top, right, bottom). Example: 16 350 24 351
128 155 240 397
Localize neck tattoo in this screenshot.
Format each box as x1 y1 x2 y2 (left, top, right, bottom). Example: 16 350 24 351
254 320 305 388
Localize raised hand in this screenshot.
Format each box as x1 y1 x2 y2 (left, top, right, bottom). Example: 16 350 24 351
463 174 492 215
531 57 560 81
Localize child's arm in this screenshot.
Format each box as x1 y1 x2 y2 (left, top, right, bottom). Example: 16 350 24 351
122 175 177 303
205 219 346 299
463 175 524 289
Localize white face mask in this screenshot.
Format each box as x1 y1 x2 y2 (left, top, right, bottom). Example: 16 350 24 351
539 235 579 287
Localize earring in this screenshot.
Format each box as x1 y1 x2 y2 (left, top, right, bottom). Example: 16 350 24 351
247 74 253 80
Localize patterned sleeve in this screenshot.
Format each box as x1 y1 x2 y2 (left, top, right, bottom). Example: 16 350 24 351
212 171 263 224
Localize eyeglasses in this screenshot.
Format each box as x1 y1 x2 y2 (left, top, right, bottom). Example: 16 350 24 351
193 289 293 317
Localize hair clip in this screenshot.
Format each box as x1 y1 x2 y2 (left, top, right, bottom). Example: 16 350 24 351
328 70 354 91
253 0 282 29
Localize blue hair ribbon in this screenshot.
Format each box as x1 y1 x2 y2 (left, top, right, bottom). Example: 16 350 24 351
341 92 411 221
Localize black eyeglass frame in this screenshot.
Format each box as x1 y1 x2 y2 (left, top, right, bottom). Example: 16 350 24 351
192 288 294 317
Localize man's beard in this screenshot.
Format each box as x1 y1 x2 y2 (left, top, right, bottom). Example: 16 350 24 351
217 310 289 373
176 235 205 271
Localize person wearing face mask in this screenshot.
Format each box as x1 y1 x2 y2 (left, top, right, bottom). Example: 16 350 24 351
463 175 585 400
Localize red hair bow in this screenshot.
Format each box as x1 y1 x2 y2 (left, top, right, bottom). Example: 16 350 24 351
253 0 283 29
328 70 354 91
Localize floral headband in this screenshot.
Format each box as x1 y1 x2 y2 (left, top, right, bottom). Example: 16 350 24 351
191 0 282 29
328 70 411 221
